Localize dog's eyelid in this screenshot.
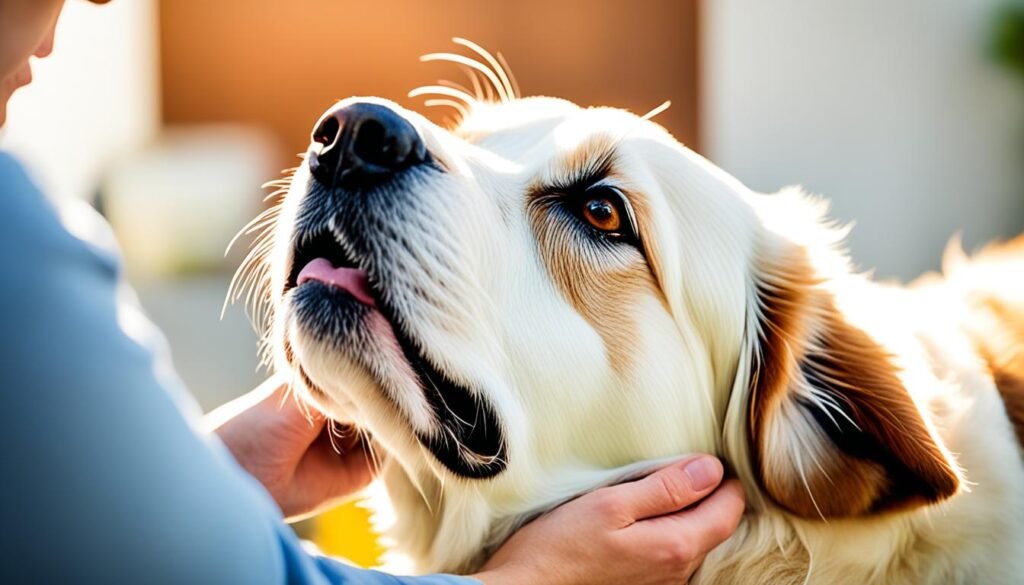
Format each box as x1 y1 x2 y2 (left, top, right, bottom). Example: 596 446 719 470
541 148 615 195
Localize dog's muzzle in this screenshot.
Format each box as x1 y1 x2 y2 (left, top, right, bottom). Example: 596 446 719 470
284 101 508 479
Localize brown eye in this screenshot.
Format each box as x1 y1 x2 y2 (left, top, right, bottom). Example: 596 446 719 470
583 198 622 232
561 185 639 245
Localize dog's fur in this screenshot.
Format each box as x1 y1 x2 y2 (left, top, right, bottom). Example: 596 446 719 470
239 44 1024 584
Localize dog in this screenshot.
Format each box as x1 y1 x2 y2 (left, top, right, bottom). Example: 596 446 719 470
234 40 1024 583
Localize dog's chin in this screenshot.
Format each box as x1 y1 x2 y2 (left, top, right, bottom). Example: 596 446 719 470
284 280 508 479
286 282 422 423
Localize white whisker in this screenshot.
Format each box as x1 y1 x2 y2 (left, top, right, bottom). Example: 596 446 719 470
408 85 478 108
641 100 672 121
452 37 516 101
424 99 470 122
222 166 293 332
437 79 475 98
495 52 521 99
419 52 509 103
224 204 282 257
793 446 827 522
460 65 485 101
359 428 385 478
264 189 289 203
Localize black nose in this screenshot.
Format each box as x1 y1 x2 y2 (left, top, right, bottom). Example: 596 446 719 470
309 102 427 188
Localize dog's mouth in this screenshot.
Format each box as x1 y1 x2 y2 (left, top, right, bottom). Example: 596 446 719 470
286 230 375 304
284 225 507 479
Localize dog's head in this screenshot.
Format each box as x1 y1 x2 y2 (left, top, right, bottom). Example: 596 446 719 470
244 43 961 560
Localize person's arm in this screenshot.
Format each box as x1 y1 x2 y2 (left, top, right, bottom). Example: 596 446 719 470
0 153 472 585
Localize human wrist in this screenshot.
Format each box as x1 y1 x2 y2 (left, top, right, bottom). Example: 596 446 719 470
466 569 513 585
470 558 560 585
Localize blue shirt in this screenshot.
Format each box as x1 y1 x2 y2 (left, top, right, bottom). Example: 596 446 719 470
0 152 475 585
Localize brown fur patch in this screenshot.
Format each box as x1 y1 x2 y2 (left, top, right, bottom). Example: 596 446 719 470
991 355 1024 449
283 336 296 365
525 138 665 375
975 233 1024 260
528 194 659 374
959 235 1024 449
750 244 959 518
559 134 619 185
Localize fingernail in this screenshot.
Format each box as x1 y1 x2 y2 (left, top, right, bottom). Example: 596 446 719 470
684 457 720 491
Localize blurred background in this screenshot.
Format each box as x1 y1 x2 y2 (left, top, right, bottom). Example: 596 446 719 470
2 0 1022 569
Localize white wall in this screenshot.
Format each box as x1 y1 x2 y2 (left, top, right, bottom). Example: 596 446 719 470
0 0 159 202
703 0 1024 279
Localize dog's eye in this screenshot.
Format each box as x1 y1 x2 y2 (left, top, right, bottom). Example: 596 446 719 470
576 186 638 243
583 198 621 232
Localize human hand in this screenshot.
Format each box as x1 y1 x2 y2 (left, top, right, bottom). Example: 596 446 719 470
206 377 378 521
471 455 744 585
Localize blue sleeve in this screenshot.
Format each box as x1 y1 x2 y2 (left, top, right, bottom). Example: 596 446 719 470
0 153 476 585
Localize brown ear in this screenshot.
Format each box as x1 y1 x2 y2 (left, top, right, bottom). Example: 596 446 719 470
748 245 960 518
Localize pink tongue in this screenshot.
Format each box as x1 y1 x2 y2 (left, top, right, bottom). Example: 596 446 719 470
297 258 376 307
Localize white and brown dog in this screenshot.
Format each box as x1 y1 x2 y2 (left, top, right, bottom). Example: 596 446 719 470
235 41 1024 584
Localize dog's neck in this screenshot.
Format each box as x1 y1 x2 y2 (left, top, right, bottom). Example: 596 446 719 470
377 445 687 572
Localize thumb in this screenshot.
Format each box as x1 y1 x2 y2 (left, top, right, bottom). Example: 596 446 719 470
266 383 331 449
205 376 291 432
611 455 724 522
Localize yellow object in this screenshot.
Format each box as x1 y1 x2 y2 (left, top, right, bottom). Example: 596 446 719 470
312 500 385 568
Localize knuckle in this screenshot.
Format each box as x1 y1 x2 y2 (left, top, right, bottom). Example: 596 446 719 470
708 518 736 544
654 471 691 511
722 486 746 527
669 540 698 564
589 491 622 519
711 507 744 545
606 533 633 556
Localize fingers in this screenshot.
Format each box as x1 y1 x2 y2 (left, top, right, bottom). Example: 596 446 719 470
679 479 745 551
258 373 293 400
276 385 325 427
325 423 361 450
203 377 290 431
627 479 745 556
309 425 377 472
299 428 378 502
601 455 725 523
475 458 742 585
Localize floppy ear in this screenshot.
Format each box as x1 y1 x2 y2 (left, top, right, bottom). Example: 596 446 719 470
746 243 961 519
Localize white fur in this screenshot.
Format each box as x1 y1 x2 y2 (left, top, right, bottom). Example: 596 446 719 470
260 84 1024 583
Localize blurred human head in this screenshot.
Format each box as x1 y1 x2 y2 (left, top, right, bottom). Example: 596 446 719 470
0 0 108 127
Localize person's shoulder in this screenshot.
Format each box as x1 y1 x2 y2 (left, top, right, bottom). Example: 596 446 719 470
0 151 24 173
0 152 120 277
0 151 60 232
0 151 38 190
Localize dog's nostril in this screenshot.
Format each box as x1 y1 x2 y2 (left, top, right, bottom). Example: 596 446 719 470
312 115 340 148
352 119 401 169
